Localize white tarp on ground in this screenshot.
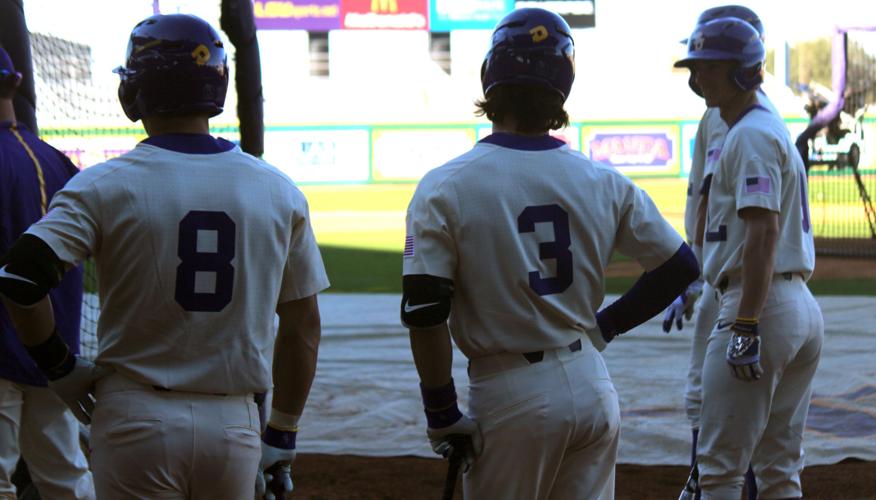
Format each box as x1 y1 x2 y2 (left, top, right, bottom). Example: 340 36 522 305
299 294 876 465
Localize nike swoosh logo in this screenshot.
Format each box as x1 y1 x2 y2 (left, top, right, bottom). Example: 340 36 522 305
0 266 38 286
716 321 733 329
404 302 440 313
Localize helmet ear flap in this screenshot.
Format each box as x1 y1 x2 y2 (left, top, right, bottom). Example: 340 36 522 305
117 79 141 122
732 62 763 91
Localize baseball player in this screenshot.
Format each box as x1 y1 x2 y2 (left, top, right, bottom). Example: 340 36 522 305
666 6 779 499
0 47 95 500
0 14 329 499
674 17 823 499
402 8 699 499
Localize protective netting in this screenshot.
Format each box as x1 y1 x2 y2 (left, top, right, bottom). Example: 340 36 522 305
806 28 876 257
29 32 128 359
844 30 876 117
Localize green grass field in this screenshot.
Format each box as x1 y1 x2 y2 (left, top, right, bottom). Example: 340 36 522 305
80 180 874 295
301 181 874 295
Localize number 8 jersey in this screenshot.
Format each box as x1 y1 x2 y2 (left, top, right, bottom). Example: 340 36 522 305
403 133 683 357
26 136 329 395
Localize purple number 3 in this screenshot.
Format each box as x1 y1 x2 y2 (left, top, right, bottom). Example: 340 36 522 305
518 204 573 295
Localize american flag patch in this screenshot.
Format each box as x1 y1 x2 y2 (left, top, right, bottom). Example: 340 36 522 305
745 176 771 194
403 235 415 258
707 147 721 161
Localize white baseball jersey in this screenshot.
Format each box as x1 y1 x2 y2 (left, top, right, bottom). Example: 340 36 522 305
702 105 815 286
27 138 329 394
685 91 779 245
403 134 683 358
685 107 726 244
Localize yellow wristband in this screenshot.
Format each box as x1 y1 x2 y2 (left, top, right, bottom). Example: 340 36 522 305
268 409 301 432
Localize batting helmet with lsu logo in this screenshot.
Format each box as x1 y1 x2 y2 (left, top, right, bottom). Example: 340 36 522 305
689 5 763 40
115 13 228 122
674 17 765 92
679 6 763 97
481 8 575 102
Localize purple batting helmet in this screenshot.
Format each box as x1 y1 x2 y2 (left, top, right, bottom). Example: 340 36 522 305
481 8 575 101
679 6 764 96
0 47 23 95
115 14 228 122
675 17 765 92
696 5 763 38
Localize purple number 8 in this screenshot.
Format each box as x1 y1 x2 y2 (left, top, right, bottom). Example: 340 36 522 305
175 211 236 312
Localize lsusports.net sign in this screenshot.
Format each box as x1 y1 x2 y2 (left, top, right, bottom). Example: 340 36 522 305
253 0 429 30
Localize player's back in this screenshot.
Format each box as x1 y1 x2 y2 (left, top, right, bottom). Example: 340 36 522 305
28 136 308 394
413 134 680 357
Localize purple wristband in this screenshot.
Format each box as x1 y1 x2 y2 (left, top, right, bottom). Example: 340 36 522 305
263 425 297 450
420 379 462 429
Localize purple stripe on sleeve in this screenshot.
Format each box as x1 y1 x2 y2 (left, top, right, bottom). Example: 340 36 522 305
403 235 415 257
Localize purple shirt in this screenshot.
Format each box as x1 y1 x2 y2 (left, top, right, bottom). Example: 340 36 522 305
1 121 83 386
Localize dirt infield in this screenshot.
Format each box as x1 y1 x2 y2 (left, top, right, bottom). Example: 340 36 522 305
292 454 876 499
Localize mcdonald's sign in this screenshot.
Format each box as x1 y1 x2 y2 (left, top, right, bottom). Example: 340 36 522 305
341 0 428 29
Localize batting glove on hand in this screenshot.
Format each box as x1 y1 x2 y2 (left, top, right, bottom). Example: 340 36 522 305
48 357 111 425
662 280 704 333
420 378 483 472
725 319 763 381
255 426 296 500
427 414 483 473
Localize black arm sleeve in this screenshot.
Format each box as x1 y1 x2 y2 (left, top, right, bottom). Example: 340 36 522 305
400 274 454 328
0 234 66 305
597 243 700 339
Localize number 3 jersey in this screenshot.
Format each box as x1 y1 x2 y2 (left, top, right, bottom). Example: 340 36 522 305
403 133 683 358
26 135 329 395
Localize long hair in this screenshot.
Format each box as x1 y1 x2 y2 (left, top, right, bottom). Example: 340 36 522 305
475 84 569 134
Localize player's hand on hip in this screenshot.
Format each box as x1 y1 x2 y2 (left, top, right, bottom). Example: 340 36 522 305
662 295 687 332
725 319 763 381
256 425 296 500
661 279 704 333
426 413 483 472
47 357 112 425
682 279 703 320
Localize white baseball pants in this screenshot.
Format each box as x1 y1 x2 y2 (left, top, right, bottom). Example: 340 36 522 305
698 275 823 499
90 372 261 499
685 281 719 431
0 379 95 500
464 339 619 500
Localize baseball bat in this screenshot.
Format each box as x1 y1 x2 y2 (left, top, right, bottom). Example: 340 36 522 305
441 435 469 500
442 452 462 500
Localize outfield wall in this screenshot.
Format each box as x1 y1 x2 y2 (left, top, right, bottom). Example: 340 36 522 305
41 117 876 184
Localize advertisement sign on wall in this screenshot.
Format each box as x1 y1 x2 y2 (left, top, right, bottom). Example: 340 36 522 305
253 0 342 30
430 0 513 31
371 127 476 181
341 0 429 30
263 129 371 183
680 122 698 176
46 135 143 170
514 0 595 28
582 125 680 175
